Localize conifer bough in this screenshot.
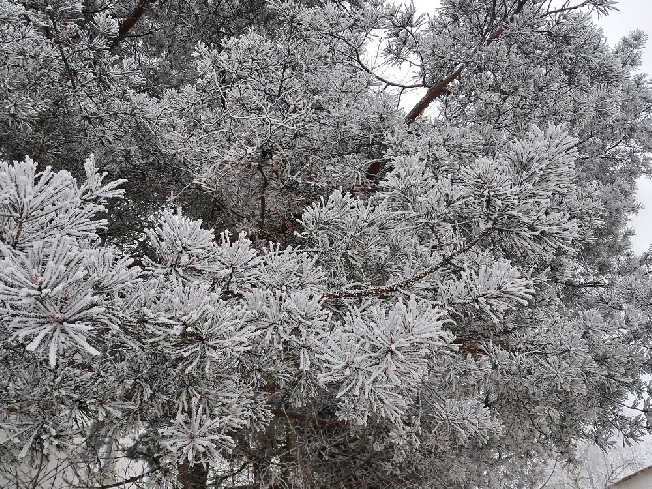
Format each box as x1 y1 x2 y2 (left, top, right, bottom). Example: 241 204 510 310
0 0 650 488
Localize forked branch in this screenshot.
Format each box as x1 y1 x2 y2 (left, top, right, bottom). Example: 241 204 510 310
404 0 528 125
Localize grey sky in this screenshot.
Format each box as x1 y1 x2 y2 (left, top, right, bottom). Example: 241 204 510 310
402 0 652 253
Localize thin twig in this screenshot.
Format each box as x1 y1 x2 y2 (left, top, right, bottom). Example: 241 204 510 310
324 223 494 300
86 468 158 489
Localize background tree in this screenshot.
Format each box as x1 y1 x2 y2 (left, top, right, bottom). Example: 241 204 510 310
2 0 652 488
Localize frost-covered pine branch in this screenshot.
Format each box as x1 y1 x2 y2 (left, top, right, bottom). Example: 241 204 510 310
2 0 652 487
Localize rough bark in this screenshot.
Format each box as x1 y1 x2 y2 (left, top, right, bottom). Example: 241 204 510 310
117 0 157 41
177 462 209 489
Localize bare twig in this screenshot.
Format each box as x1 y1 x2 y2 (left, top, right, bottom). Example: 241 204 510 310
324 223 494 300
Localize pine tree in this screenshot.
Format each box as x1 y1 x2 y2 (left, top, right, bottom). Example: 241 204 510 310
2 0 652 488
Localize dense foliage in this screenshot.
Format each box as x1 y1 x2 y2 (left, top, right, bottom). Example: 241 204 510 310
2 0 652 487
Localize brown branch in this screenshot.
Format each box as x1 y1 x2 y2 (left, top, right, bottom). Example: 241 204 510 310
324 223 494 300
12 215 24 249
117 0 157 41
562 280 607 288
404 0 528 125
362 157 391 181
487 25 505 43
257 152 268 233
452 338 487 356
404 65 464 125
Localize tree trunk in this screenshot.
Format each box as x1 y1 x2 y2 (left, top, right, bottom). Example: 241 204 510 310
177 462 209 489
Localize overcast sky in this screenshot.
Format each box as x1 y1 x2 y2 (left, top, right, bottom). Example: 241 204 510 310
402 0 652 253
